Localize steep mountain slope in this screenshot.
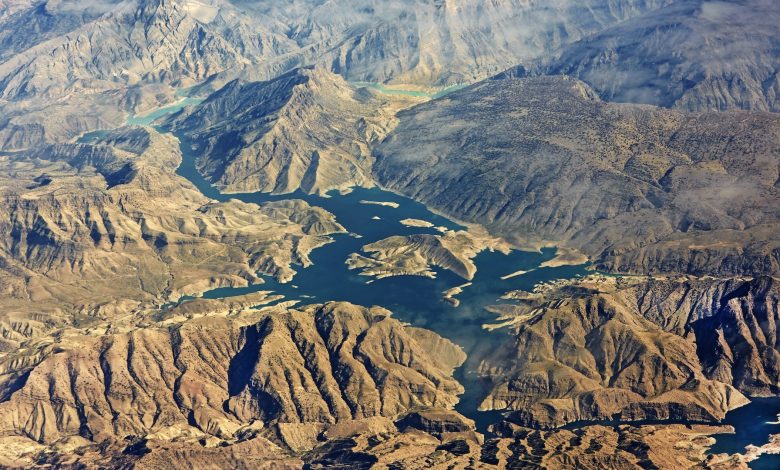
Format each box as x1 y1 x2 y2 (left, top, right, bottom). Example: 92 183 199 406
0 301 468 466
0 0 292 101
0 0 674 99
480 275 780 429
507 0 780 111
2 2 780 468
617 276 780 396
0 0 299 149
374 76 780 276
166 67 415 194
0 1 101 61
228 0 677 87
0 127 344 350
479 276 751 427
0 0 677 149
0 0 773 152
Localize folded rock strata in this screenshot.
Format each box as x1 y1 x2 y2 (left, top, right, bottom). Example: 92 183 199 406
479 275 780 428
0 127 344 351
166 67 418 195
0 301 467 466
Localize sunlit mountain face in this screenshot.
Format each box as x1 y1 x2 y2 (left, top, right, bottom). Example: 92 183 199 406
0 1 779 468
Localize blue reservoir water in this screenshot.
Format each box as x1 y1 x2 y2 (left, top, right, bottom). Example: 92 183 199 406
126 97 205 127
171 131 780 462
169 131 590 431
78 97 780 463
709 398 780 469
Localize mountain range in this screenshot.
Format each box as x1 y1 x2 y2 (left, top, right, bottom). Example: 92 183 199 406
1 0 779 468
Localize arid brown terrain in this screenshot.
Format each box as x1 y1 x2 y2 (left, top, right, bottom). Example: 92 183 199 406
374 76 780 276
165 67 420 195
1 1 780 468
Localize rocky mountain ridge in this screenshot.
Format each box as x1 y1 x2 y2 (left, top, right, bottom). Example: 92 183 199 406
0 126 345 354
0 0 683 150
166 67 416 194
505 0 780 112
0 301 469 466
479 275 774 428
1 1 780 468
374 75 780 277
0 0 678 99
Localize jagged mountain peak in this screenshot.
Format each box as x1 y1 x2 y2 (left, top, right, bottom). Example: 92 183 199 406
204 66 358 108
168 66 365 149
167 66 411 195
0 0 717 153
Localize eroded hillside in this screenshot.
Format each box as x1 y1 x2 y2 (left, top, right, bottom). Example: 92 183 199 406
0 127 344 344
165 67 417 194
1 1 780 468
375 76 780 276
509 0 780 111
